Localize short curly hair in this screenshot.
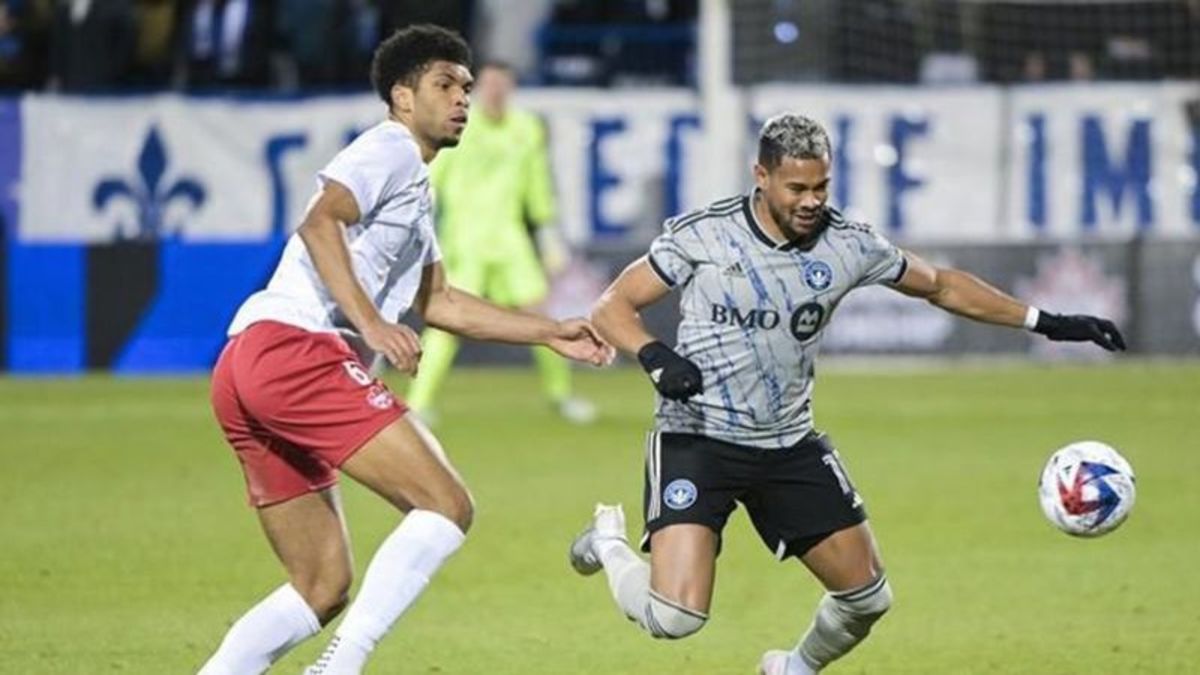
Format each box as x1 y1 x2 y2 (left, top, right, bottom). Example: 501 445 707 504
370 24 473 105
757 113 831 170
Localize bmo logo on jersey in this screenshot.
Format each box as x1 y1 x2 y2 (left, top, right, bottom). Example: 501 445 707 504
790 302 826 341
710 304 782 330
711 301 826 341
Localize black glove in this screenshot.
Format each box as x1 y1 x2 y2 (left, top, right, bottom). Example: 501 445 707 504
1033 312 1127 352
637 341 704 402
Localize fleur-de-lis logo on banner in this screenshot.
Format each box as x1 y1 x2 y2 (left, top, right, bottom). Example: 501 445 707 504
92 126 206 240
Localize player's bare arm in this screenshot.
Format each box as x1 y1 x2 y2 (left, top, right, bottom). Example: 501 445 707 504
890 249 1027 325
297 179 423 373
591 256 703 401
414 260 613 366
892 249 1125 351
590 256 672 355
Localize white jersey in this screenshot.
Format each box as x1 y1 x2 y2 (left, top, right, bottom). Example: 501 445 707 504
228 120 441 345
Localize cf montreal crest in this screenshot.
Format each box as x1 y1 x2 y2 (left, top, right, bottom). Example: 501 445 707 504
803 260 834 291
664 479 698 510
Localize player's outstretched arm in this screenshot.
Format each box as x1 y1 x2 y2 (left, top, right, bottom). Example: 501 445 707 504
892 250 1126 352
591 257 703 401
297 180 423 373
414 261 613 366
590 257 671 355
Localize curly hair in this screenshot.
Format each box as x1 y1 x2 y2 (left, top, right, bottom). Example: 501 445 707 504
370 24 472 105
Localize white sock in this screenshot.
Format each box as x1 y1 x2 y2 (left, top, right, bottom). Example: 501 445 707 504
596 539 651 622
786 651 818 675
197 583 320 675
793 577 893 672
311 510 465 674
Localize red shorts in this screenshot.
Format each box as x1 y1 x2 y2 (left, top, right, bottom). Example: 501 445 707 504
210 321 406 507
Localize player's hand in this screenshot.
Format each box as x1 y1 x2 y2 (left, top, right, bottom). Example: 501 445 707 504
1033 312 1127 352
547 318 616 366
361 319 423 375
637 341 703 402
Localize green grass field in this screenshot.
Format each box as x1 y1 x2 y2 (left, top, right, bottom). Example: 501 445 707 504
1 362 1197 674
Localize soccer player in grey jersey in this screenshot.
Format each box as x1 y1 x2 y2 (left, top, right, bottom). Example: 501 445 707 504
569 113 1124 675
645 183 905 449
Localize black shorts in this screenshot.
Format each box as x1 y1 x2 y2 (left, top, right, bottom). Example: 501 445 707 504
641 431 866 560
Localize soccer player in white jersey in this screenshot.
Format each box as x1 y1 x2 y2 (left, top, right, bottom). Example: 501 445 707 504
198 25 612 675
569 114 1124 674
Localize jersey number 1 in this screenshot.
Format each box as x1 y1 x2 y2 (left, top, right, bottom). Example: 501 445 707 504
822 450 863 508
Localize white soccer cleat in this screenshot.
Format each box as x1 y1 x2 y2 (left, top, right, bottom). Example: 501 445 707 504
569 503 627 575
555 396 597 425
301 658 346 675
759 649 816 675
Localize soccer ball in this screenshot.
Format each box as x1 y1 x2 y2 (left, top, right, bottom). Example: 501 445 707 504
1037 441 1136 537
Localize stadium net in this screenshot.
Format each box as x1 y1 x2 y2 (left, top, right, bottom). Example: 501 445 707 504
731 0 1200 85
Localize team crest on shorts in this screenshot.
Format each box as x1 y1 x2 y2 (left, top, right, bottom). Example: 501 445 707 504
664 479 698 510
366 384 394 410
803 260 834 291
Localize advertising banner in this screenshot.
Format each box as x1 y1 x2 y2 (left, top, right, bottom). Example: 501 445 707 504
4 85 1198 372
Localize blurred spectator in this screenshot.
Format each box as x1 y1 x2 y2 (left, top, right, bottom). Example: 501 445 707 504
919 52 978 84
982 1 1198 82
276 0 377 87
473 0 551 77
539 0 696 85
129 0 177 87
175 0 276 88
834 0 918 82
378 0 474 44
0 0 51 89
548 0 695 23
1022 50 1047 81
6 0 1194 92
918 0 979 84
1069 50 1095 80
49 0 137 91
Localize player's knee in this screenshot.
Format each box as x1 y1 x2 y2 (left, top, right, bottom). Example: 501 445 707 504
292 569 353 624
831 576 892 632
872 580 893 616
313 589 351 625
841 577 892 617
642 591 708 640
448 486 476 532
420 485 475 533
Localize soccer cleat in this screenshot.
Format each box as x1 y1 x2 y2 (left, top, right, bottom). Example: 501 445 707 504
569 503 627 575
301 636 341 675
554 396 597 425
759 650 788 675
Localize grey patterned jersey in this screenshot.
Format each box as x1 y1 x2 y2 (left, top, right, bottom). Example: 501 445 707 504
646 191 906 449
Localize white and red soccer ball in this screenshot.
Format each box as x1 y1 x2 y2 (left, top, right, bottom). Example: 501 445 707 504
1038 441 1136 537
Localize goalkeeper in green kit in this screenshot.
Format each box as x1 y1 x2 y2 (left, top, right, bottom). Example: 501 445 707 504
407 61 597 424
